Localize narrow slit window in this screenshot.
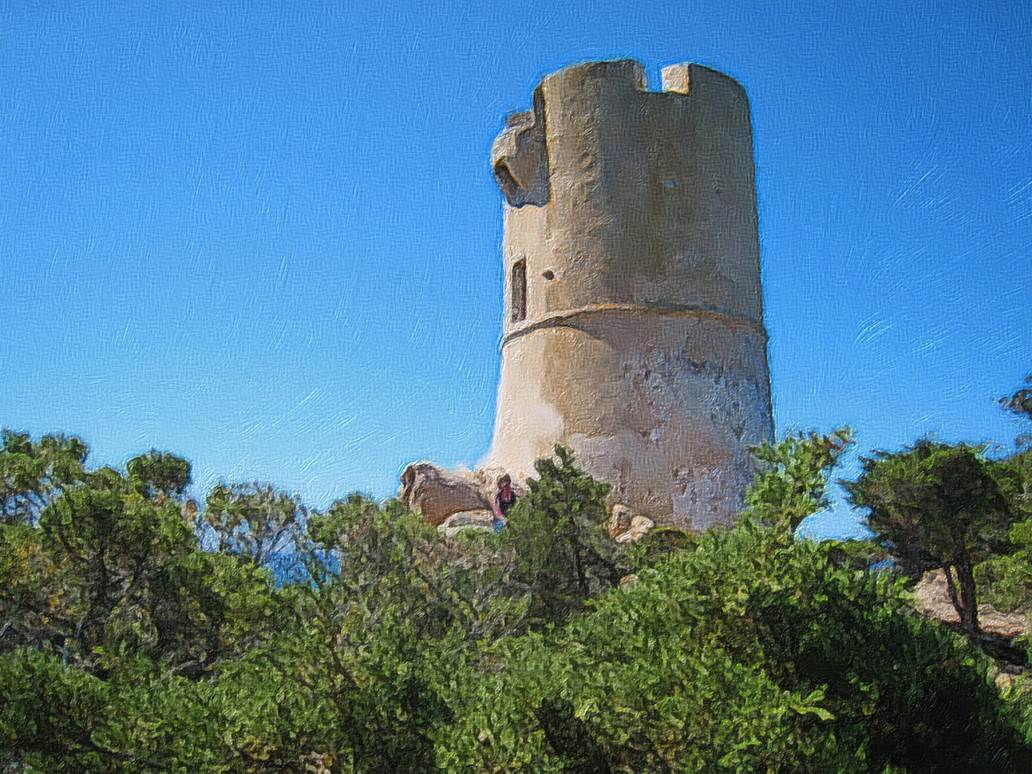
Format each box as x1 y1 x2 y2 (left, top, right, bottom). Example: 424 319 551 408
511 258 527 323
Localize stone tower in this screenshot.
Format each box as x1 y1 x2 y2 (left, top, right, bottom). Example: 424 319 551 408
482 59 774 530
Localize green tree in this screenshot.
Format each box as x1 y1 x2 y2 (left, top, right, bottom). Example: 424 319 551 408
202 482 306 567
2 458 279 679
437 519 1032 772
978 518 1032 614
185 493 531 772
975 450 1032 615
0 429 88 524
970 376 1032 621
6 430 1032 772
745 427 854 532
992 447 1032 521
34 467 196 670
0 647 114 770
501 445 624 626
126 450 192 502
143 550 281 678
846 441 1013 635
0 644 330 772
0 522 67 654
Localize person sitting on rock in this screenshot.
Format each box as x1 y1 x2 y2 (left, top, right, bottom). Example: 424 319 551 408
491 474 516 531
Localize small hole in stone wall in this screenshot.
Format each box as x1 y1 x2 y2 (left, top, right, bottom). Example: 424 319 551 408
542 270 555 280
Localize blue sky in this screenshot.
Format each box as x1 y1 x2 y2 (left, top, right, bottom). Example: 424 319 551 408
1 1 1029 538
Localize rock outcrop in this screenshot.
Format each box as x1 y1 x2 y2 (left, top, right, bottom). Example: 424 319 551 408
399 462 518 527
398 463 492 526
399 464 662 549
606 504 655 544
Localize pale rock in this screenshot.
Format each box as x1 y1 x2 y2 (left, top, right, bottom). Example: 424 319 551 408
607 503 633 538
912 568 1028 639
614 515 655 544
439 510 496 539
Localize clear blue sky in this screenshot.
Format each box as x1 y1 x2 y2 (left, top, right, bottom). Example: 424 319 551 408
2 1 1029 538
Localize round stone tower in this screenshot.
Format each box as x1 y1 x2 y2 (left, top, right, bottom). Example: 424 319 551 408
483 60 774 530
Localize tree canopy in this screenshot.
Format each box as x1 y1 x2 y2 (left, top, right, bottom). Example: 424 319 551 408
846 441 1014 634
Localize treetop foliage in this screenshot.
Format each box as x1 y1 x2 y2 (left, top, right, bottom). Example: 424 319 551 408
1 430 88 524
846 440 1016 634
745 426 853 532
126 450 192 502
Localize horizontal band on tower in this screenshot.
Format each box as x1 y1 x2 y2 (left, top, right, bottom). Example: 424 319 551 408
501 302 767 349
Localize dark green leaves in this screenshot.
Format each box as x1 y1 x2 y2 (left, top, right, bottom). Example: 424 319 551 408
4 429 1031 771
202 482 305 566
502 445 623 626
126 450 192 501
846 441 1015 634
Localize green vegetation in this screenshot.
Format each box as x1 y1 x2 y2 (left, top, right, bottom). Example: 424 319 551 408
974 380 1032 616
3 373 1032 771
846 441 1012 634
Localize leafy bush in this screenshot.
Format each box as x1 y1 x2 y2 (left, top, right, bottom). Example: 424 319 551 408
745 427 853 531
978 519 1032 614
436 520 1031 772
0 430 87 524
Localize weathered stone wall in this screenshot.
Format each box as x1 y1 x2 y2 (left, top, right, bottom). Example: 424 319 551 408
483 59 773 530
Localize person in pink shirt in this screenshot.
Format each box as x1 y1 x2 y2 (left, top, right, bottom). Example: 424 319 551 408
491 474 516 532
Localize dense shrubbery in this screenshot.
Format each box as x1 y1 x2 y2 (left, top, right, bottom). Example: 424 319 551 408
440 522 1030 772
3 416 1032 771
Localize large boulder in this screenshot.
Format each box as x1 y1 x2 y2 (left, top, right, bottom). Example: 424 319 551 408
606 504 634 538
398 462 495 526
